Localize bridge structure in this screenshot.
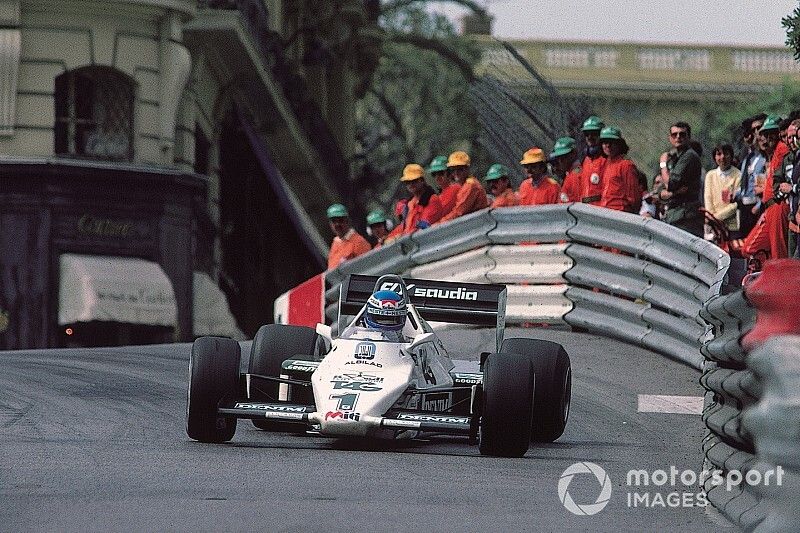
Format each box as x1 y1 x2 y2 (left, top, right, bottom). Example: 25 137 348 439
474 37 800 172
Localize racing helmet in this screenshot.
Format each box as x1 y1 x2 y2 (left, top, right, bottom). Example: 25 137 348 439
365 290 407 331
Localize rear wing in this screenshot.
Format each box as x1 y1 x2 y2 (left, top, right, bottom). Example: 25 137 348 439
339 274 507 351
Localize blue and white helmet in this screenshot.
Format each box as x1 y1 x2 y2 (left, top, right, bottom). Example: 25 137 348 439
365 290 407 331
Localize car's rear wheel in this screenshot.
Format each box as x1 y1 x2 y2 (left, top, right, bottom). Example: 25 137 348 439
186 336 240 443
479 353 534 457
249 324 319 431
501 338 571 442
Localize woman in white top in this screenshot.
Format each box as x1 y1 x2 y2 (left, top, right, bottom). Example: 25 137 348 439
704 144 742 237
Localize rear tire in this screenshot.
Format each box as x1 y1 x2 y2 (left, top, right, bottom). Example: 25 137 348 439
501 338 571 442
249 324 319 431
186 336 240 443
479 353 534 457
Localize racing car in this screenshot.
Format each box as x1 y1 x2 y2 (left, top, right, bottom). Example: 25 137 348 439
186 274 571 457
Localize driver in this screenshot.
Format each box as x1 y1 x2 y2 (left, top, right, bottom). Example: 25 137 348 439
358 289 408 341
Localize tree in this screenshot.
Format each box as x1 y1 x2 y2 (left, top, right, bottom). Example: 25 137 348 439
784 4 800 60
353 5 484 211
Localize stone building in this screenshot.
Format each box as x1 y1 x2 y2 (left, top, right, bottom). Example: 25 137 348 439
0 0 380 348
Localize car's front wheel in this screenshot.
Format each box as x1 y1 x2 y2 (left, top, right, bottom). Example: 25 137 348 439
478 352 534 457
186 336 240 443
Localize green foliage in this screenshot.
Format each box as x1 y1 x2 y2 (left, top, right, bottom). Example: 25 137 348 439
353 5 483 210
695 81 800 164
783 4 800 61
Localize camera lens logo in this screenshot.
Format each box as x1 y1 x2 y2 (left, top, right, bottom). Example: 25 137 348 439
558 462 612 516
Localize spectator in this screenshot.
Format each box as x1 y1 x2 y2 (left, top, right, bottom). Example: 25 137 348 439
785 119 800 257
597 126 642 213
366 209 392 248
549 137 581 203
657 121 703 237
326 203 371 270
742 114 790 261
428 155 460 214
484 164 518 207
736 113 767 235
579 116 606 205
703 144 741 237
518 148 561 205
437 151 489 223
388 163 443 238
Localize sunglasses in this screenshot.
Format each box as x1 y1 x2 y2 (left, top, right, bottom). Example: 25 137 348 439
670 131 688 138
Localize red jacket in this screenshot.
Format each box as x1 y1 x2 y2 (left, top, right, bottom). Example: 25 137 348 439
387 193 443 239
560 167 581 203
763 141 789 204
439 177 489 223
328 229 372 270
580 154 606 204
491 188 519 208
518 176 561 206
438 183 460 215
599 155 641 213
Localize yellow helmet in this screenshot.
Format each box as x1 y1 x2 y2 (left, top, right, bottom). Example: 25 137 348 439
520 147 546 165
446 151 471 168
400 163 425 182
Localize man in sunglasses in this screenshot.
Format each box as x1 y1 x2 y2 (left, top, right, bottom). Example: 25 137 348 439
736 113 767 236
657 121 703 237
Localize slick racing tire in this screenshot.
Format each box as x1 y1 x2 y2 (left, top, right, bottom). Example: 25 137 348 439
186 336 240 443
479 353 535 457
501 338 571 442
249 324 319 431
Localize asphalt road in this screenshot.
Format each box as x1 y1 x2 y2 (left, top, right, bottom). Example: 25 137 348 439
0 328 718 532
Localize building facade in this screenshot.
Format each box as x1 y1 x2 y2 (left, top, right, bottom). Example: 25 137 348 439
0 0 379 348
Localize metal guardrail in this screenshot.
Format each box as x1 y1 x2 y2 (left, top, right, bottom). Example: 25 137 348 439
322 204 728 369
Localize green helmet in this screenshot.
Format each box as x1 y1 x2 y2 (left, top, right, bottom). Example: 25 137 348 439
599 126 622 141
326 203 348 219
484 163 510 182
428 155 448 173
581 115 605 132
550 137 576 158
760 114 782 132
366 209 387 226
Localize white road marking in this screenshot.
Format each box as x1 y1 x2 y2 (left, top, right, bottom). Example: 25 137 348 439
637 395 703 415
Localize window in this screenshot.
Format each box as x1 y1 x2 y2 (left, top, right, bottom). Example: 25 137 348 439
54 67 135 161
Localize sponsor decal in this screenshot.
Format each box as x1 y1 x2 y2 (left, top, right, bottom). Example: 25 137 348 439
345 360 383 368
331 380 382 392
234 403 306 412
590 173 600 185
379 281 478 301
396 413 470 424
453 372 482 385
354 342 376 360
330 393 358 411
332 373 384 383
384 419 421 428
263 412 304 420
421 357 437 385
284 362 317 372
413 286 477 301
421 392 452 411
325 411 361 421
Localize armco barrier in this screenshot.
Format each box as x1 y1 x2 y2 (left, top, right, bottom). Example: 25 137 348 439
279 204 728 369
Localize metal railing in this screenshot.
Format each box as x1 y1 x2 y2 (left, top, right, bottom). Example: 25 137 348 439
323 204 728 369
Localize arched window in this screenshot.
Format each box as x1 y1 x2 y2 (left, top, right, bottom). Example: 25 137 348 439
54 67 135 161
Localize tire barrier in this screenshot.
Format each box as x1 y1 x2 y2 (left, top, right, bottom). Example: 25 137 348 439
700 260 800 531
742 336 800 532
306 204 728 369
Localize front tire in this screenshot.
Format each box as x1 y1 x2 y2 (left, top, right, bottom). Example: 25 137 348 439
501 338 571 442
479 353 535 457
186 336 240 443
249 324 319 431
